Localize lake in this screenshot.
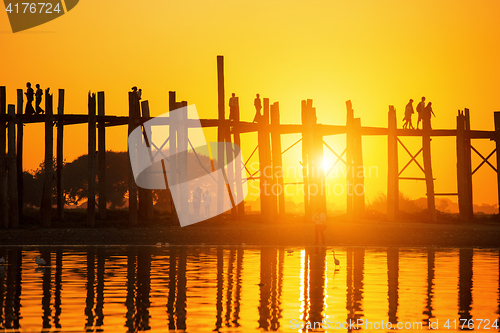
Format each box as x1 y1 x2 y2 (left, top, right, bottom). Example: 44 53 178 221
0 246 498 332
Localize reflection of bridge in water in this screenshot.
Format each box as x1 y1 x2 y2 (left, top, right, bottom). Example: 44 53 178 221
2 57 500 228
0 246 496 331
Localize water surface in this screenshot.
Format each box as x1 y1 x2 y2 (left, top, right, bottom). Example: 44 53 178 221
0 246 498 332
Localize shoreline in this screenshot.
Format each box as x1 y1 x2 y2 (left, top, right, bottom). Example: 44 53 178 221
1 215 500 248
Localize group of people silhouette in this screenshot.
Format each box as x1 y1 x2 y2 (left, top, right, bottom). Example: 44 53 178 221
233 94 436 130
24 82 46 115
131 86 142 100
228 93 263 123
403 97 436 130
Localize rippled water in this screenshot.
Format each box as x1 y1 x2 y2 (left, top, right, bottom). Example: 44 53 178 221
0 246 498 332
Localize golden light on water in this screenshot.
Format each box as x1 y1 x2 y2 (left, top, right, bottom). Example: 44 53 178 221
0 247 499 331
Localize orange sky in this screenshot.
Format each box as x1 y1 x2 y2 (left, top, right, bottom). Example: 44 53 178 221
2 0 500 208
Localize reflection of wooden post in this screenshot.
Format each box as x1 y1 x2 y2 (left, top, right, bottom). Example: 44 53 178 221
233 97 245 214
97 91 106 220
387 248 399 324
387 105 398 221
353 118 365 218
128 92 138 226
217 56 226 217
259 98 273 219
1 86 8 228
422 109 436 222
8 105 19 228
57 89 65 222
346 101 354 219
88 93 96 227
42 89 53 227
16 89 24 221
271 102 285 215
458 249 473 321
494 112 500 218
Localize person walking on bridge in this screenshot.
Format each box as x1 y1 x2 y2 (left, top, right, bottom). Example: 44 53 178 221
416 96 426 129
423 102 436 130
403 99 414 129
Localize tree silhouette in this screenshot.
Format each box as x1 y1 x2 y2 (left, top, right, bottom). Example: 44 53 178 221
22 150 215 210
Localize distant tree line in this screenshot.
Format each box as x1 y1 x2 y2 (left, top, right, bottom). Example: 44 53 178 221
23 150 213 210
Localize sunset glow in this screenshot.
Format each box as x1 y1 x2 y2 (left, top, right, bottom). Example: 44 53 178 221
2 0 500 209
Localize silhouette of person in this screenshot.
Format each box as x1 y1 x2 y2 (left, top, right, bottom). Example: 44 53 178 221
312 209 326 245
192 187 203 216
423 102 436 130
35 84 44 115
253 94 262 123
203 190 211 217
403 99 414 129
25 82 35 115
131 86 140 100
229 93 238 121
416 96 426 129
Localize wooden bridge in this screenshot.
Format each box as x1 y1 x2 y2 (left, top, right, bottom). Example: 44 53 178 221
1 55 499 228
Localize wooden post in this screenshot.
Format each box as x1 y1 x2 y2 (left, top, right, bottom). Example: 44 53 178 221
258 98 273 220
128 91 138 226
57 89 64 222
7 104 18 228
308 101 325 217
41 89 53 227
178 100 189 223
306 101 316 216
168 91 179 225
353 117 365 217
312 124 326 217
464 109 473 218
457 110 473 221
217 55 226 216
266 99 276 217
301 100 310 220
494 112 500 218
140 100 153 221
0 86 7 228
16 89 23 221
233 97 245 214
346 101 354 219
387 105 398 221
271 102 285 216
97 91 106 220
225 111 236 215
422 109 436 222
88 93 96 227
138 94 146 222
457 111 466 220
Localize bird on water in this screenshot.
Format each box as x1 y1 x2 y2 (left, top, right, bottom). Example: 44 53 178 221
35 256 46 266
332 250 340 266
